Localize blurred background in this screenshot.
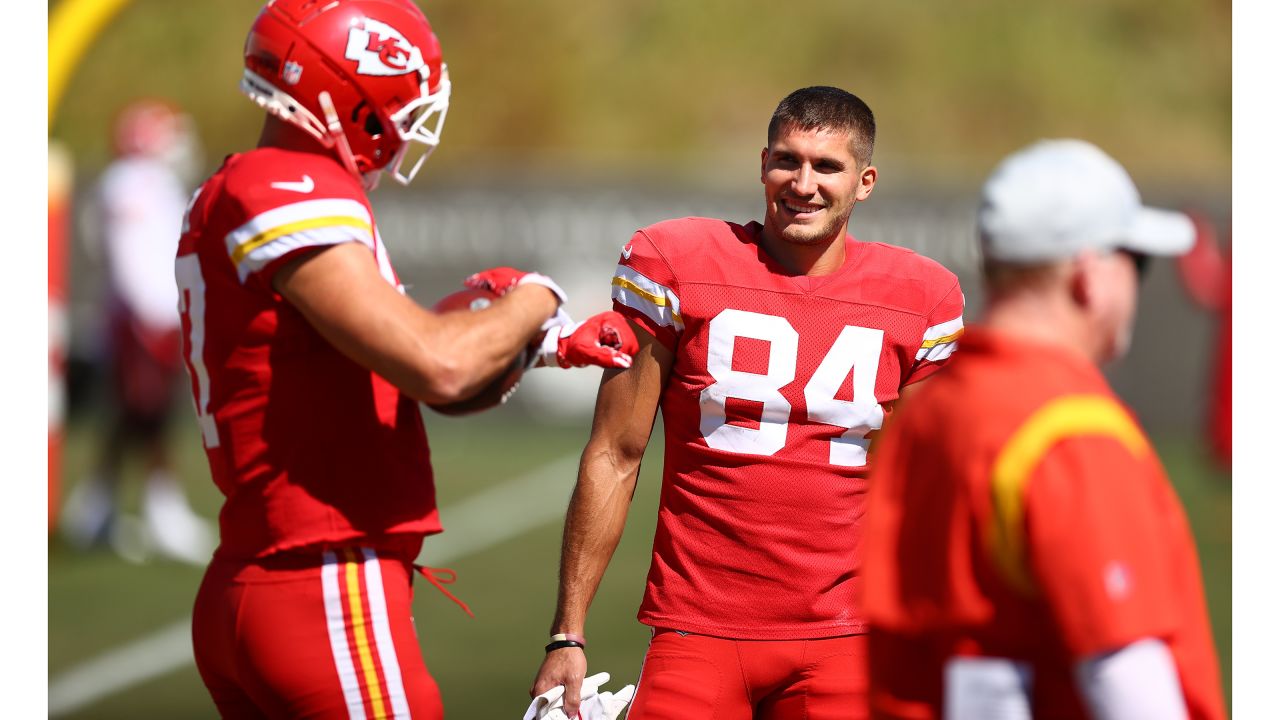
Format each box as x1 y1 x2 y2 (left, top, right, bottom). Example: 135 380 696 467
47 0 1231 717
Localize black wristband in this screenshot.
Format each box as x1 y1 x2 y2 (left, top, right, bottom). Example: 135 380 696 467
544 639 585 653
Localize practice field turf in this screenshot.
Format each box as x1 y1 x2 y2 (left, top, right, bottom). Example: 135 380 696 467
48 409 1231 718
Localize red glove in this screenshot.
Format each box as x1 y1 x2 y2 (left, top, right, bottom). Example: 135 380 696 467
464 267 567 305
532 311 639 369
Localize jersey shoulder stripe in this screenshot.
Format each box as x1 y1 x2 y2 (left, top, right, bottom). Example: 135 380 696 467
224 198 373 282
612 263 684 333
986 394 1151 593
916 313 966 361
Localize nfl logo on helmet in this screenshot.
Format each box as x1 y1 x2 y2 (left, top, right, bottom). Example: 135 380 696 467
282 61 303 85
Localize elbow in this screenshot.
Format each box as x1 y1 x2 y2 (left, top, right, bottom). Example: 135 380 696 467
614 439 648 470
406 353 473 405
584 437 646 490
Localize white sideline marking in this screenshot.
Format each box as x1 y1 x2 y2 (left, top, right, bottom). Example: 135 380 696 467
47 623 194 717
48 455 580 717
415 454 579 566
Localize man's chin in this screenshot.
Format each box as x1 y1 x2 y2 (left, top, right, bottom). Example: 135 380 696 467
776 223 833 246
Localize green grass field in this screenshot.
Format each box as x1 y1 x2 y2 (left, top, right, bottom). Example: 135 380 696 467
49 408 1231 718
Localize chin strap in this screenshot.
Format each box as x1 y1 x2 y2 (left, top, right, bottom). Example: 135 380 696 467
317 90 365 180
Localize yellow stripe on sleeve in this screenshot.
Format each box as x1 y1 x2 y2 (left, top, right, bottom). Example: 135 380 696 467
611 276 683 324
344 549 389 719
986 394 1151 594
920 328 965 349
229 216 373 266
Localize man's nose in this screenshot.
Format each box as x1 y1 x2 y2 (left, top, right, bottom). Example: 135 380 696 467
790 164 817 196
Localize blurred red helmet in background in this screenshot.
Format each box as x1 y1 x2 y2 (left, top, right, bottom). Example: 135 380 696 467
113 99 184 158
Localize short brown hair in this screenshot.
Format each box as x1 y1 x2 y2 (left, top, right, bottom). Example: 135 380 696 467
767 86 876 166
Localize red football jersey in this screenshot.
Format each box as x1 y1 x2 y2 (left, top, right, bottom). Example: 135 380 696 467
863 327 1225 719
176 147 439 560
611 217 965 639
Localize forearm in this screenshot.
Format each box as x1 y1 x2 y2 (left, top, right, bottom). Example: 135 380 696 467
530 325 666 710
274 244 563 404
551 440 640 635
412 284 555 398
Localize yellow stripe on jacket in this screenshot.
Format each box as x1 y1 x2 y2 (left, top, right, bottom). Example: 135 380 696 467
987 394 1151 594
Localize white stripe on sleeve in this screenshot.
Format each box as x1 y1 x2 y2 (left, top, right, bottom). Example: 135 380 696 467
916 313 965 362
235 226 373 282
1075 638 1188 720
224 198 374 282
611 264 683 334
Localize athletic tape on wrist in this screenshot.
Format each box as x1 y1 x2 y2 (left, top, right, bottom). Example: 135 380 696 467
550 632 586 647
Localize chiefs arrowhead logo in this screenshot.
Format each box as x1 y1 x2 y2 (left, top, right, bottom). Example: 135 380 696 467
345 18 426 77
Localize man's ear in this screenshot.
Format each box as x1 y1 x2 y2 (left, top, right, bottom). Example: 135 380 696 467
855 165 877 202
760 147 768 185
1069 250 1100 309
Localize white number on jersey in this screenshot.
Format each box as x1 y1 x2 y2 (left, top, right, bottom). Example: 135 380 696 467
699 310 798 456
175 254 220 448
180 187 203 234
699 309 885 467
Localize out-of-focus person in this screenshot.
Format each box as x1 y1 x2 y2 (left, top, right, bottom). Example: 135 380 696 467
1177 212 1231 470
863 139 1226 719
60 98 214 565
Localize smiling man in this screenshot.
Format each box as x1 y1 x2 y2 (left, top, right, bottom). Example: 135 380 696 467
529 86 966 720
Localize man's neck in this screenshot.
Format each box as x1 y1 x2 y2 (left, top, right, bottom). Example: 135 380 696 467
981 291 1099 364
257 116 330 157
757 225 850 277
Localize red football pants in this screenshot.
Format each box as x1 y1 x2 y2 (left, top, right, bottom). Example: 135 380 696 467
627 629 868 720
193 545 442 719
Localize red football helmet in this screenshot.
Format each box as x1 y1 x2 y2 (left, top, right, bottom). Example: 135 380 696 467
113 99 183 157
112 98 203 182
241 0 450 187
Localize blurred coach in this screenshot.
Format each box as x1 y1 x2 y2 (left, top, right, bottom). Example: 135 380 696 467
863 139 1225 719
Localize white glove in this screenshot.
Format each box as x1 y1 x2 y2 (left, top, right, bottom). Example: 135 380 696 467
579 672 636 720
540 305 574 333
517 271 569 306
522 672 636 720
523 683 566 720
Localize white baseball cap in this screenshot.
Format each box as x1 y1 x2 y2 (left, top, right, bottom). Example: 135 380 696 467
977 139 1194 263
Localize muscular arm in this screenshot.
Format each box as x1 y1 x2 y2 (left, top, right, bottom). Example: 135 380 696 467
273 242 557 405
530 321 673 715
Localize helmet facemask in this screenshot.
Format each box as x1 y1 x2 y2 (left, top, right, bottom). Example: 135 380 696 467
239 64 449 190
384 64 450 186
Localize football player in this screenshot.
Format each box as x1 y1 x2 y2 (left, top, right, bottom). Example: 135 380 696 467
180 1 636 717
1177 213 1231 469
530 86 965 719
862 140 1226 719
61 99 213 565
